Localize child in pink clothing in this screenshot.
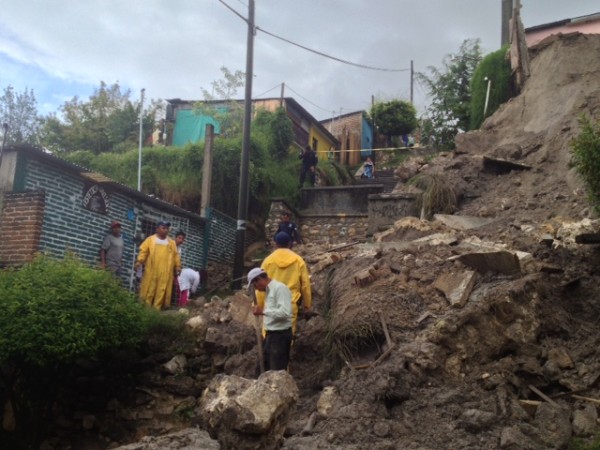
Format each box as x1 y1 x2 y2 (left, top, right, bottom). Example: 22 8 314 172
177 268 200 307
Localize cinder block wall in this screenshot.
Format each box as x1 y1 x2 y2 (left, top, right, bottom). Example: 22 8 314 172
205 208 236 265
7 157 219 283
24 158 139 270
0 148 241 294
0 190 45 265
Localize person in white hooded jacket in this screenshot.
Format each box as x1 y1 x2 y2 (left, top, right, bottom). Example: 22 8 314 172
177 268 200 307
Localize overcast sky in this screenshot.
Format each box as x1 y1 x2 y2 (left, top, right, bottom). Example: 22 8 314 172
0 0 597 121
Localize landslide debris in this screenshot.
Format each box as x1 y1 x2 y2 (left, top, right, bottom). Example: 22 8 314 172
35 32 600 450
278 31 600 450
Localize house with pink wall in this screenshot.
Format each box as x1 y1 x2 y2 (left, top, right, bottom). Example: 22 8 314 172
525 12 600 47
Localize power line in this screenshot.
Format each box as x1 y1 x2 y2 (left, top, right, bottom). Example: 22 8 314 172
256 26 409 72
217 0 409 73
217 0 247 22
255 83 281 98
284 84 332 114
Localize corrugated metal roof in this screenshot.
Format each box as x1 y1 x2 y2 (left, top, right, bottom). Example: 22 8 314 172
525 12 600 33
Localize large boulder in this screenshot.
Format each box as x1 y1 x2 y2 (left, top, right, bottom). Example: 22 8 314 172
112 428 220 449
199 371 299 450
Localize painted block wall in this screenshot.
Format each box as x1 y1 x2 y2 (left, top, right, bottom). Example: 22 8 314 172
21 158 211 284
24 158 120 264
0 146 241 296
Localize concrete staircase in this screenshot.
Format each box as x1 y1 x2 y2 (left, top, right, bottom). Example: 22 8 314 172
354 169 397 193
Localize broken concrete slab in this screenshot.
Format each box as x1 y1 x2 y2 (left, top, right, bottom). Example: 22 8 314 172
456 235 508 252
452 251 521 275
575 233 600 244
433 270 477 308
554 218 600 249
433 214 497 230
311 252 343 273
228 292 255 328
359 242 412 253
412 232 458 246
539 263 563 274
353 263 391 287
482 156 532 174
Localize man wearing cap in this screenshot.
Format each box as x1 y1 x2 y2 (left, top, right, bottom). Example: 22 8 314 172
247 267 293 371
100 221 124 276
134 221 181 310
256 231 312 336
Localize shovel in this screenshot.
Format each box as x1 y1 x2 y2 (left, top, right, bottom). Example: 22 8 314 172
247 285 265 374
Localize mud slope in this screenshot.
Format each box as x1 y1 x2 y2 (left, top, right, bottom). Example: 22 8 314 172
284 33 600 450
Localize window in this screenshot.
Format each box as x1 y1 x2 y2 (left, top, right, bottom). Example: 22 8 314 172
141 219 157 241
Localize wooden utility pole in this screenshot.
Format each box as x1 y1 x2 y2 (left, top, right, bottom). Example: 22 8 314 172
200 124 214 218
501 0 513 46
509 0 530 92
410 60 414 104
232 0 255 290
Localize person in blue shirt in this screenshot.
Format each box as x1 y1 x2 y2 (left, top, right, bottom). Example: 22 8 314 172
362 157 375 179
299 145 318 187
274 211 302 247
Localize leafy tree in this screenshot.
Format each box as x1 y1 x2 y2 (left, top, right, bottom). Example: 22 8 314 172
253 107 294 161
470 45 513 129
0 256 151 448
571 115 600 214
418 38 482 149
195 67 246 138
370 100 418 145
0 85 40 145
39 82 158 154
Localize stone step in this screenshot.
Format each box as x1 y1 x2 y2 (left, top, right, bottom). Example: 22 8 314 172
354 176 397 193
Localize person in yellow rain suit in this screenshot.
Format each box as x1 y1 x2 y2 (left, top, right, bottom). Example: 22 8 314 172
256 231 312 335
135 221 181 310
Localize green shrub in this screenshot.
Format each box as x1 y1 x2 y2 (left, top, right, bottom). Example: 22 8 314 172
0 256 151 448
470 45 513 129
410 174 457 219
569 434 600 450
571 115 600 214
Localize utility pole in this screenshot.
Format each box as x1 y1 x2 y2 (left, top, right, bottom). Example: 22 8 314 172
279 82 285 108
200 124 214 218
137 88 145 192
232 0 255 290
501 0 513 46
0 123 8 172
410 60 414 104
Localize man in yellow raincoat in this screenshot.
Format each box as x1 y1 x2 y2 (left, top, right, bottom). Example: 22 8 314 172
135 221 181 310
256 232 312 335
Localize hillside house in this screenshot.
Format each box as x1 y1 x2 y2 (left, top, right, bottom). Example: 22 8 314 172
165 97 339 161
525 12 600 46
0 145 236 289
320 110 373 166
